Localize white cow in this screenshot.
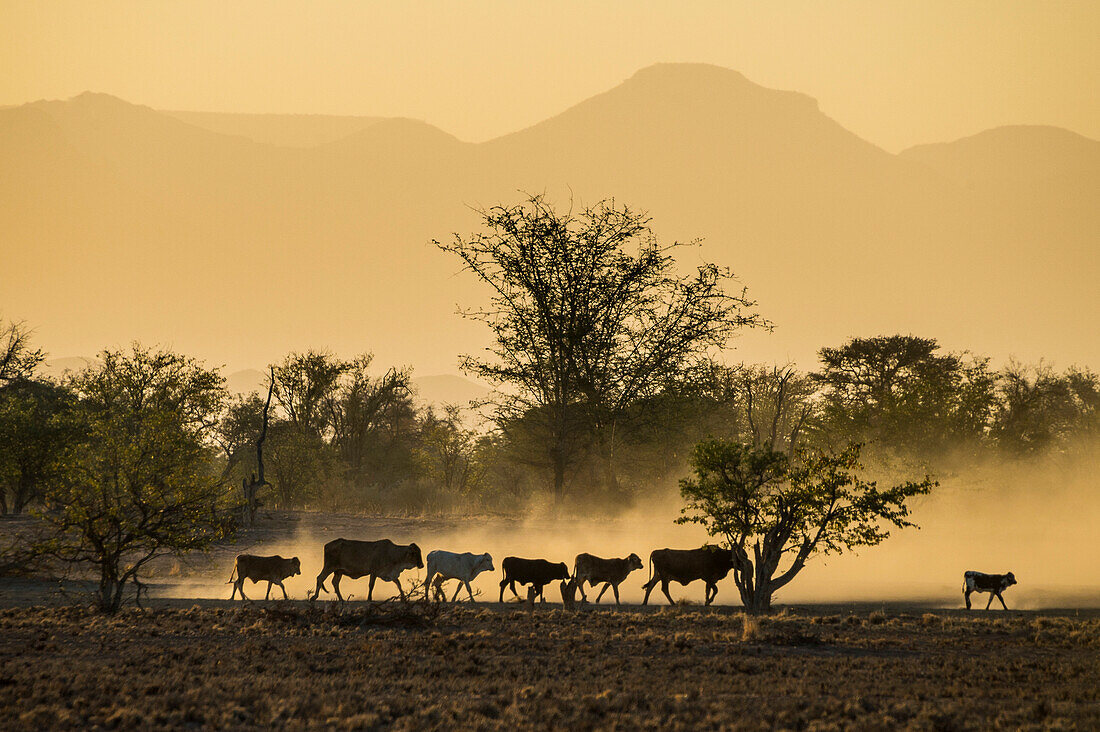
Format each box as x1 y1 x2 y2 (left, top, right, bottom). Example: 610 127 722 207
424 550 494 602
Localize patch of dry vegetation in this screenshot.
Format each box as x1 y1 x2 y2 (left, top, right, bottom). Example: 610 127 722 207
2 604 1099 729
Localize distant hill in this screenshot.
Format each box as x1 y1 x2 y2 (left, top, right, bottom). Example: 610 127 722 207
411 374 490 410
225 369 267 396
40 357 98 381
3 64 1097 373
162 110 387 147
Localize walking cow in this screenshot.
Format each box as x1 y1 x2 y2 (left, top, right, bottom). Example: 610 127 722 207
572 552 644 605
310 538 423 602
964 570 1017 610
228 554 301 600
642 546 735 606
424 550 494 602
498 557 570 603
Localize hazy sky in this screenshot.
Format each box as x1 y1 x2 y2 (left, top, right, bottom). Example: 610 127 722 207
3 1 1097 150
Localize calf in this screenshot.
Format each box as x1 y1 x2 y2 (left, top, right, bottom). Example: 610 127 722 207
964 570 1017 610
424 550 494 602
498 557 570 603
642 546 735 606
572 552 644 605
228 554 301 601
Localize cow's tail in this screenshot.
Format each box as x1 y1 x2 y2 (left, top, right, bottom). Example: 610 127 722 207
645 551 655 587
226 561 238 585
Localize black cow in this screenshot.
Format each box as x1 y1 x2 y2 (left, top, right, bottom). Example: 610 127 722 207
572 552 644 605
498 557 570 603
642 546 735 606
964 570 1017 610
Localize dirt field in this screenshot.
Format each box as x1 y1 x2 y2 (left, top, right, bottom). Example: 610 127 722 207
3 511 1100 729
1 599 1099 730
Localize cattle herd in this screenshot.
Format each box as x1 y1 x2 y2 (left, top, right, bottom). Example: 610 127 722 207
225 537 1020 612
227 539 1019 610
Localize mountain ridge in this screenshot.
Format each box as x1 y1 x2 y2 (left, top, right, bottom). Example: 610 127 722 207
3 63 1097 375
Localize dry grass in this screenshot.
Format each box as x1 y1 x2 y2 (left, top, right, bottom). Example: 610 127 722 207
2 603 1099 730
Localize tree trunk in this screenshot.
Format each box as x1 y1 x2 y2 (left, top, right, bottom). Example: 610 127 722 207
98 564 124 613
552 452 565 506
746 588 772 614
12 474 30 514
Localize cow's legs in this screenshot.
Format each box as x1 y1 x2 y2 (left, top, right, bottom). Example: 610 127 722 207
985 592 995 610
612 583 621 605
333 573 346 602
660 580 675 605
964 588 972 610
265 582 273 600
423 570 436 597
367 575 377 601
498 576 508 602
463 581 475 602
576 579 589 602
277 581 289 600
704 582 717 606
231 580 246 600
995 592 1008 610
642 577 658 605
391 578 405 601
311 566 333 601
594 583 612 603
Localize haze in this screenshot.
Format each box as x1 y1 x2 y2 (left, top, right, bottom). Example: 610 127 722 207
1 1 1098 375
3 2 1098 149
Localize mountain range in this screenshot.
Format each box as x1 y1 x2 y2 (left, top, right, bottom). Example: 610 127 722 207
2 63 1097 374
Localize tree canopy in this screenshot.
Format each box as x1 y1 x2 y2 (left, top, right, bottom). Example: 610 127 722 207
678 439 935 613
437 194 763 503
29 346 235 612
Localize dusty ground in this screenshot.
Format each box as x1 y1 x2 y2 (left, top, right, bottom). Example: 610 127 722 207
3 511 1100 729
2 600 1099 730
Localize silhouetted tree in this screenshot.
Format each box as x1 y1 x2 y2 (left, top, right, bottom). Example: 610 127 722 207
29 346 234 612
437 194 763 504
992 363 1100 454
813 335 996 457
678 439 934 613
0 379 78 514
0 317 45 385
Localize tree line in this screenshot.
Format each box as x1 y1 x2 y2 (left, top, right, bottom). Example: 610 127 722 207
1 194 1095 611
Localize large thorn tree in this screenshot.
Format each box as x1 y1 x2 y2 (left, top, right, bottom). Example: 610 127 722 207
437 194 763 505
678 439 935 613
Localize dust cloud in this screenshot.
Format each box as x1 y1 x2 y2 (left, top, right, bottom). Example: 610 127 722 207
160 447 1100 609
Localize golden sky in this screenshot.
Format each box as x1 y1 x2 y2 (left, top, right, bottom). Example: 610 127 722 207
3 1 1097 150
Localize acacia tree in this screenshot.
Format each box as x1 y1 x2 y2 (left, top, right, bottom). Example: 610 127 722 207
437 194 763 504
0 379 77 514
31 346 235 612
0 317 45 385
678 439 934 613
813 335 996 456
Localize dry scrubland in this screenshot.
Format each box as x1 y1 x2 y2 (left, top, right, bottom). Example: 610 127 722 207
2 602 1099 730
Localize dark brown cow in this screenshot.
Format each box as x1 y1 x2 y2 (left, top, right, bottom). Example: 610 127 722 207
964 570 1017 610
228 554 301 600
572 552 644 605
642 546 735 606
309 538 423 602
498 557 570 603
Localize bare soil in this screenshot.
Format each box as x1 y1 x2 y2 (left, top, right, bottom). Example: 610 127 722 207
2 599 1099 730
3 511 1100 729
